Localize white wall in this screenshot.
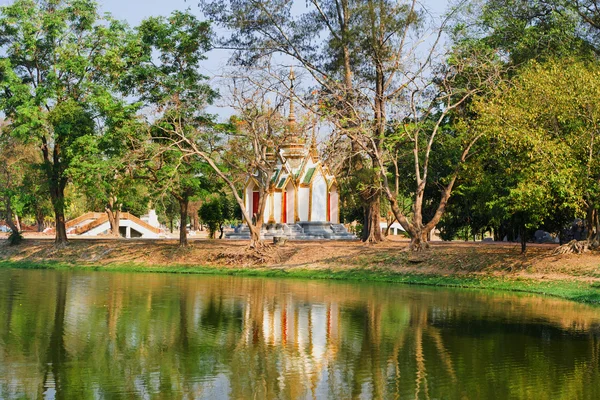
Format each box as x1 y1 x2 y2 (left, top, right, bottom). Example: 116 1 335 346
263 193 271 223
245 182 254 214
311 175 327 222
273 192 282 223
298 187 310 221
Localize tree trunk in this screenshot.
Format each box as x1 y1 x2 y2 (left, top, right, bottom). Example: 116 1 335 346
219 223 224 239
410 233 425 251
42 136 68 246
178 197 189 247
4 196 19 233
586 207 595 241
54 208 68 246
51 188 68 246
384 216 396 237
594 210 600 245
15 214 21 232
105 206 120 237
249 224 262 248
36 212 45 232
409 228 431 251
192 213 200 231
520 226 527 254
362 196 383 243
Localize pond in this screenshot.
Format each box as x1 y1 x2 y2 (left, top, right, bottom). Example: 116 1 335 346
0 269 599 399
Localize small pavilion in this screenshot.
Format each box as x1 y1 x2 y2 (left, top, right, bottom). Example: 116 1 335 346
230 71 354 240
243 115 339 226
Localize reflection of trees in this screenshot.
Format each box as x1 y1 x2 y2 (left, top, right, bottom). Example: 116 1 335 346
42 273 68 399
0 270 599 399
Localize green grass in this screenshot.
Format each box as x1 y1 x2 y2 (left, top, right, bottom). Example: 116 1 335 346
0 260 599 304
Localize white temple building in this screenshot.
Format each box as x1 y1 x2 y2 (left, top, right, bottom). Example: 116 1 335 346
243 135 339 225
229 73 354 240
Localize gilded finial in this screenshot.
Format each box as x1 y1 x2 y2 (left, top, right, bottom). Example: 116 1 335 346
288 66 296 126
310 126 318 158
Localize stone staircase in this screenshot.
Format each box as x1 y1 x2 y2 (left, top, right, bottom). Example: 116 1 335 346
65 212 161 237
329 224 357 240
225 222 357 241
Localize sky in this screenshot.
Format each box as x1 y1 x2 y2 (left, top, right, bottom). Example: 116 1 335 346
97 0 450 78
98 0 452 119
0 0 451 119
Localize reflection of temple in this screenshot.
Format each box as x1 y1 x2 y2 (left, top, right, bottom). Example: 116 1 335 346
230 70 355 240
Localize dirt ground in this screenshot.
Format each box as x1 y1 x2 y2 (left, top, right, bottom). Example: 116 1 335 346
1 233 600 284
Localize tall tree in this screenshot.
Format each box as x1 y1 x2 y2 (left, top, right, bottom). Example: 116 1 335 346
0 0 133 245
468 0 595 64
160 70 288 248
70 108 147 237
130 11 217 247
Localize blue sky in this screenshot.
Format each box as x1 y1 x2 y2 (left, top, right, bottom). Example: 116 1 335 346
98 0 450 79
1 0 451 119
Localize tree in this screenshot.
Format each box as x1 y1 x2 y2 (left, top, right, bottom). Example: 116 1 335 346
70 107 148 237
472 58 598 251
165 71 289 248
130 11 217 247
339 6 502 250
0 0 133 246
17 161 52 232
464 0 595 65
0 124 30 238
199 195 235 239
157 195 180 234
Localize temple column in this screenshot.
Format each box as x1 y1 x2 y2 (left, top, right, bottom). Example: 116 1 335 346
294 184 300 222
268 192 276 224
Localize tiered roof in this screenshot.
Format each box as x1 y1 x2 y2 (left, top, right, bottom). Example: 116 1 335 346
248 67 337 190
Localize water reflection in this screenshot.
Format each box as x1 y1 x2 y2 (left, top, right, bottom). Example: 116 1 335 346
0 269 599 399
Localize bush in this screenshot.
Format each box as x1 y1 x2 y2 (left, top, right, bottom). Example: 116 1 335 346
199 199 223 239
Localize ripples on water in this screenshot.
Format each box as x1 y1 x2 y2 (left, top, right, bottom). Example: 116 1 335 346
0 269 599 399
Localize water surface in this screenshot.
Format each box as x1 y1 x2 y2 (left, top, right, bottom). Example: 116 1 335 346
0 269 599 399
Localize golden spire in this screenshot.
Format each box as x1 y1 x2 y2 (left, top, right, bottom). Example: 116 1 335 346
310 126 318 158
288 66 296 126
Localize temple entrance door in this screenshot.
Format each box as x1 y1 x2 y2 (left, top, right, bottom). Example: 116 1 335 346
282 192 287 223
252 192 260 218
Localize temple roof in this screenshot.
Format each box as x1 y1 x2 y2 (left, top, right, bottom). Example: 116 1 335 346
246 68 337 190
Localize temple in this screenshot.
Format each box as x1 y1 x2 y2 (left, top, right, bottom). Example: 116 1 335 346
228 69 355 240
244 134 339 226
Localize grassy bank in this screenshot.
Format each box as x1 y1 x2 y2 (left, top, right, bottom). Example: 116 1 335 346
1 257 599 304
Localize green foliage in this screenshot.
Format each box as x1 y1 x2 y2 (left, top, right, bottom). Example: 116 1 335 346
457 0 596 66
199 199 222 239
441 57 599 242
199 196 236 239
0 0 136 242
131 11 219 244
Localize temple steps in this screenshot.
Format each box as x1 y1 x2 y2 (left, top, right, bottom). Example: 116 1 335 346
225 222 357 241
